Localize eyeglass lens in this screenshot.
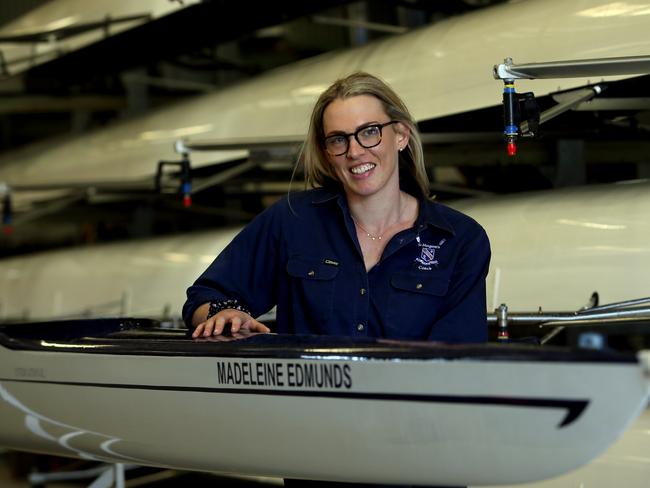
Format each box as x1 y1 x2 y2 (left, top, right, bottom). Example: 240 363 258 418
325 122 395 156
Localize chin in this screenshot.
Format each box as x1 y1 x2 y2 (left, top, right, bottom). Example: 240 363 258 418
347 185 381 198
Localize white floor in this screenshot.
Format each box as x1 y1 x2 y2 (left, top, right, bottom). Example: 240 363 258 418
0 449 283 487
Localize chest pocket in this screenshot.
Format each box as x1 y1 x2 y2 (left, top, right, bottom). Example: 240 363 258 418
287 257 339 281
286 257 339 330
390 272 449 296
385 272 450 340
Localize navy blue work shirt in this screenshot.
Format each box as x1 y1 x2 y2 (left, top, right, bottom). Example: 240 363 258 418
183 187 490 342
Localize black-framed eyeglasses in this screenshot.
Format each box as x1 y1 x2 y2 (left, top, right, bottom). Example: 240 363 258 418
323 121 398 156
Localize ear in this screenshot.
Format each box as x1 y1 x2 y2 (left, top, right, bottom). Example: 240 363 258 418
394 122 410 151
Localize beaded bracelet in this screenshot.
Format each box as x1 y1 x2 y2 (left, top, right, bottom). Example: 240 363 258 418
206 299 251 319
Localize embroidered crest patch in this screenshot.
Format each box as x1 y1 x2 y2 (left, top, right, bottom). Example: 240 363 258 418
415 238 446 270
418 246 437 266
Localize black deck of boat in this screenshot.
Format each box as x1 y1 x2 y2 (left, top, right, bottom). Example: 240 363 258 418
0 318 640 363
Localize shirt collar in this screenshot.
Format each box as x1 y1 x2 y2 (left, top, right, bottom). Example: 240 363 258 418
310 187 340 205
415 194 455 236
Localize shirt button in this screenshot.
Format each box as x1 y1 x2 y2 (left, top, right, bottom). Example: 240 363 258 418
416 283 423 290
357 323 365 331
360 288 366 295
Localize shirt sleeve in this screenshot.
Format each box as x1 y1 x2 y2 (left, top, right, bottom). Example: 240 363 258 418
182 204 282 328
427 225 491 343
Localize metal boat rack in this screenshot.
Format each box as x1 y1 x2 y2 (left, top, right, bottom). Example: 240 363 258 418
492 54 650 155
488 296 650 346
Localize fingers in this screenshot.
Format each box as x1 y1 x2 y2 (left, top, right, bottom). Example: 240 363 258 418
237 316 270 333
190 314 222 338
249 319 271 333
192 309 269 338
214 315 226 335
229 315 243 334
191 322 205 338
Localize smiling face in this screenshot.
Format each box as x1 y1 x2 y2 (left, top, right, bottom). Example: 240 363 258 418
322 95 409 200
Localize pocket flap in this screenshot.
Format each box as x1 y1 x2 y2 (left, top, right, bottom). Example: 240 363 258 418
287 257 339 280
390 272 449 296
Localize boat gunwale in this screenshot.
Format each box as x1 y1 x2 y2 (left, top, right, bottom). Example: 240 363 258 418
0 318 639 363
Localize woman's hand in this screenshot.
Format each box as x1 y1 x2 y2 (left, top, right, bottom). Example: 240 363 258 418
192 308 270 338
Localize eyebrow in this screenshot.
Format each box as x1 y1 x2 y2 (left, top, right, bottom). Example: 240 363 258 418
324 120 383 137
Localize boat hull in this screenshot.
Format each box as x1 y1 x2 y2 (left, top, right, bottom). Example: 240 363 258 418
483 407 650 488
0 320 648 485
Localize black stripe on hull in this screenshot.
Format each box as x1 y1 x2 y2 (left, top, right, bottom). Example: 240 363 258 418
0 378 588 428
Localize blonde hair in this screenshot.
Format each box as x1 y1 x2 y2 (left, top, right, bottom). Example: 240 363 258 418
298 72 429 197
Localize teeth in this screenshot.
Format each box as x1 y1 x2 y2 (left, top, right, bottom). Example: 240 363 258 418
350 163 376 175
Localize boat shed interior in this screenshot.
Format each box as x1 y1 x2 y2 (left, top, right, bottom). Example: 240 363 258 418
1 0 650 487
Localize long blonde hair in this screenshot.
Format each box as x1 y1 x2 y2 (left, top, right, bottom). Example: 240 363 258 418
298 72 429 197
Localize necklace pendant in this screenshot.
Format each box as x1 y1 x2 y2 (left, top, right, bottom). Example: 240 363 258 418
353 217 383 242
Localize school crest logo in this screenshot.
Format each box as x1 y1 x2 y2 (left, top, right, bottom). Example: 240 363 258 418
418 246 437 266
415 237 446 270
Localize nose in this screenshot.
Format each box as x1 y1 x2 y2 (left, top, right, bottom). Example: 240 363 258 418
346 135 366 158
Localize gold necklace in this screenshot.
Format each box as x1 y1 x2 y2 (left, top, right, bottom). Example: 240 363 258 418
351 195 412 241
352 218 383 241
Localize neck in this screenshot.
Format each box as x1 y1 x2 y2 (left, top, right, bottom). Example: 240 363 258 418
348 189 412 237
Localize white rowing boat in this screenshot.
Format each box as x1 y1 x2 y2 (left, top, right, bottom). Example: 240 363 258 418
0 318 648 486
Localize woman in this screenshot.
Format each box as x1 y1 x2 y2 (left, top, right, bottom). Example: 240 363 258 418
183 72 490 343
